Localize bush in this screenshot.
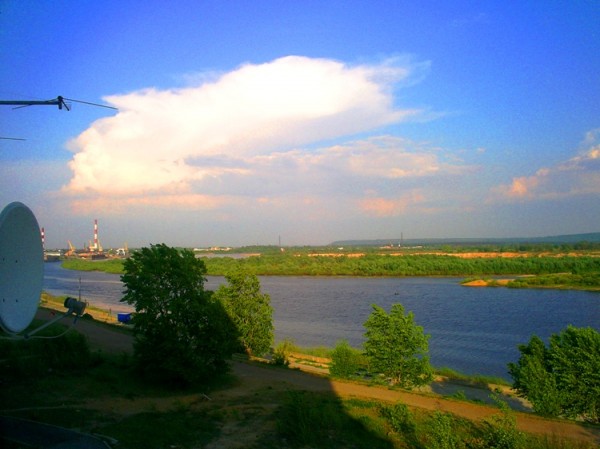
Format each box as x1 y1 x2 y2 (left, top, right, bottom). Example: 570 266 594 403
378 402 415 435
329 340 363 378
479 397 524 449
272 339 294 366
426 411 464 449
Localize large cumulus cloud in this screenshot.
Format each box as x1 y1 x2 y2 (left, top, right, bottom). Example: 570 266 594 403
63 56 424 199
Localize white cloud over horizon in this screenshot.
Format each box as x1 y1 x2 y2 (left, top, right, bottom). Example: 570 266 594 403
63 134 471 217
489 132 600 203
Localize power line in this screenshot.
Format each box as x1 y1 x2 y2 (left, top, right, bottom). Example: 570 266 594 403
0 95 117 111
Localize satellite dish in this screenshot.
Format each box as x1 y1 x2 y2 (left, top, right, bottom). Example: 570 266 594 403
0 202 43 334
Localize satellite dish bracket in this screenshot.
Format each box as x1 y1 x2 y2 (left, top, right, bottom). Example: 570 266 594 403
18 297 87 339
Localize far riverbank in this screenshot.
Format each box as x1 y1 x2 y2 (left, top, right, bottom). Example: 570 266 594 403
60 252 600 291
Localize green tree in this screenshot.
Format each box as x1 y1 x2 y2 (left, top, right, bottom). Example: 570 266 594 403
509 326 600 422
507 336 562 416
214 269 274 356
121 244 237 385
550 326 600 421
363 303 433 389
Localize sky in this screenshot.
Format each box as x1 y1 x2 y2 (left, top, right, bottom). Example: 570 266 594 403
1 1 599 249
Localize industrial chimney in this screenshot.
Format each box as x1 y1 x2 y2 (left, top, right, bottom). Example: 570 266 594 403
94 219 98 251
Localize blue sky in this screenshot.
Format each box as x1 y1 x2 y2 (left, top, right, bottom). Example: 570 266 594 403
1 1 599 248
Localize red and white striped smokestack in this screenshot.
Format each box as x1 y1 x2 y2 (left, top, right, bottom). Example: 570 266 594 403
94 219 98 250
41 227 45 250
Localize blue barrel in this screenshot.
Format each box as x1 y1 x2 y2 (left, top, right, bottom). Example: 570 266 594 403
117 313 131 323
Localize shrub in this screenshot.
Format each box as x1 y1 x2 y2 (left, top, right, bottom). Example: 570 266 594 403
272 339 294 366
329 339 362 378
378 402 415 435
479 397 524 449
426 411 464 449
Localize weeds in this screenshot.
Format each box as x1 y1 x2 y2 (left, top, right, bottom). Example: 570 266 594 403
272 339 294 366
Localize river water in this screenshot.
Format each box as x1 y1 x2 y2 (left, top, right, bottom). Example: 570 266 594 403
43 261 599 380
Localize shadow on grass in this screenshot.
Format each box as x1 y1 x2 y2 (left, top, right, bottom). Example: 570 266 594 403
274 389 395 449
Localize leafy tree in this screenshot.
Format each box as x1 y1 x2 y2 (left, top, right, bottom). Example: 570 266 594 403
363 303 433 389
550 326 600 421
214 269 274 356
507 336 562 416
121 244 237 385
509 326 600 422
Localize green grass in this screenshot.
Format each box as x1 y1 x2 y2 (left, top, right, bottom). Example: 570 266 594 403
96 410 220 449
507 273 600 291
275 392 597 449
285 342 333 358
62 258 125 273
434 367 511 387
276 391 394 448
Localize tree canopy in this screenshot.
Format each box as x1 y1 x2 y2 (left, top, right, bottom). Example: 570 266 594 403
214 269 274 356
363 303 432 389
509 326 600 422
121 244 237 385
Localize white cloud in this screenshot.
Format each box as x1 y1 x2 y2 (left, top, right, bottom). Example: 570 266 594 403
63 56 425 200
59 55 484 233
489 133 600 202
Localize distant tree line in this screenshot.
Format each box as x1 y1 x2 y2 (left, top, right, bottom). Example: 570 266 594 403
202 253 600 277
507 272 600 290
63 250 600 279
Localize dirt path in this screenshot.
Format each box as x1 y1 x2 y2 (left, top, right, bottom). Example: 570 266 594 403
231 362 599 444
37 308 600 445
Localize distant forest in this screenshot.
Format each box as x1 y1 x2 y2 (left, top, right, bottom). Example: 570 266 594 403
201 253 600 278
63 241 600 289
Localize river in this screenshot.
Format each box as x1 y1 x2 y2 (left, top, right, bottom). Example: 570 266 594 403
43 261 599 380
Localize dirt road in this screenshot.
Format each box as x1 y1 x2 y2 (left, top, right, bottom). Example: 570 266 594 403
36 308 600 445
